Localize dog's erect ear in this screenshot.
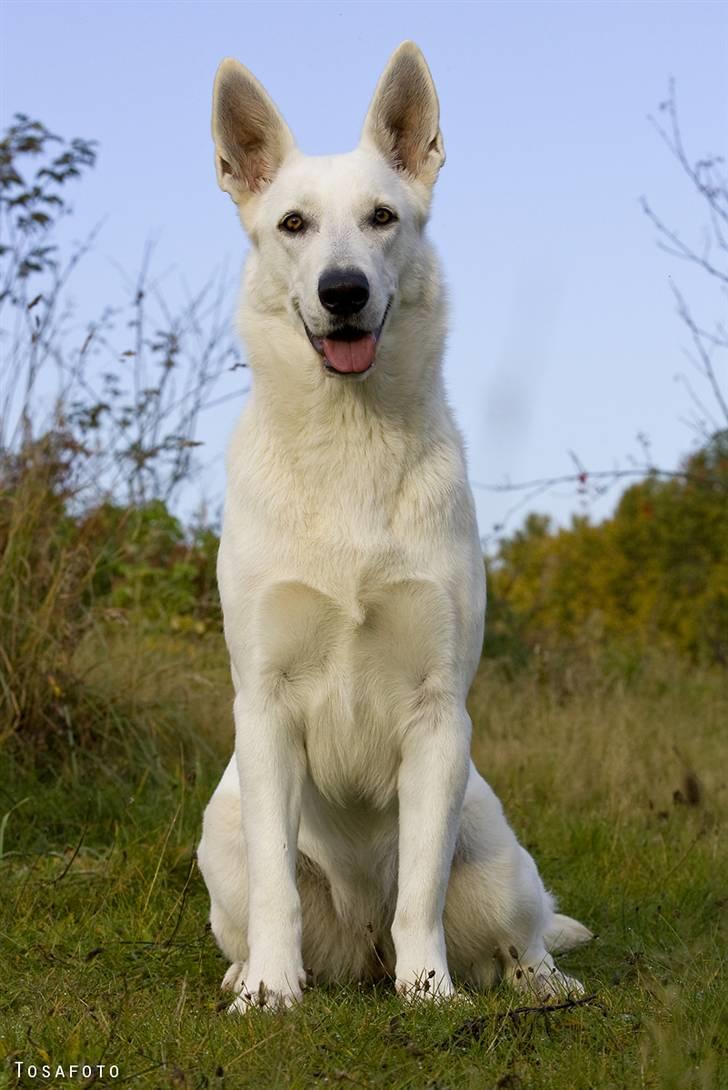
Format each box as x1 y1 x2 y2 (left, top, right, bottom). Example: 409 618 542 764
361 42 445 188
212 58 295 203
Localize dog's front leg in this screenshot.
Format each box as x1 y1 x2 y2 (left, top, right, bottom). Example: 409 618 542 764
392 705 470 999
229 689 306 1012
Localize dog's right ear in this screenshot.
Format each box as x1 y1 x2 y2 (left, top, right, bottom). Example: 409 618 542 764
212 59 295 205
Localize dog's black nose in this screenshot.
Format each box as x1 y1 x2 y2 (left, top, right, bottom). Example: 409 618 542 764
318 268 370 315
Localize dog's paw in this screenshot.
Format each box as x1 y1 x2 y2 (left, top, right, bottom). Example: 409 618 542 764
226 964 306 1013
221 962 246 993
395 968 456 1003
526 967 585 1001
227 984 302 1014
506 949 585 1002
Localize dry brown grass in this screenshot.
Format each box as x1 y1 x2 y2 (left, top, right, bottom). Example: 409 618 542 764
1 634 725 1088
468 654 727 824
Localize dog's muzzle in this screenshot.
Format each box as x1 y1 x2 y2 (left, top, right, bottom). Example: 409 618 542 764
301 301 392 377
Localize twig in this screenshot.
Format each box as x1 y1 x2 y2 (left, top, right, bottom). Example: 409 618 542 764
440 993 601 1050
161 852 197 946
471 466 725 495
47 823 86 884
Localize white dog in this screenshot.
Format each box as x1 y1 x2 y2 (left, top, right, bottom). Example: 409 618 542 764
197 42 591 1012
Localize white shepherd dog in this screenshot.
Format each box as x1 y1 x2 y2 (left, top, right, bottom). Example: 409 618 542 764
197 42 591 1012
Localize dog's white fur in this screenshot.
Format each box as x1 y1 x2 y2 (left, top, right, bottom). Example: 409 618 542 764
197 42 591 1012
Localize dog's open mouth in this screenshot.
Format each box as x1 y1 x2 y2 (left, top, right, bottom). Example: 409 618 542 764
303 303 391 376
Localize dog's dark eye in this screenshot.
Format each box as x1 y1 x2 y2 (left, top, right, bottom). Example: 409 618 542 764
279 212 306 234
372 207 397 227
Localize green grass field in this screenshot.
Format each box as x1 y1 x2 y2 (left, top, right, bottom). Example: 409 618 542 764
1 634 726 1089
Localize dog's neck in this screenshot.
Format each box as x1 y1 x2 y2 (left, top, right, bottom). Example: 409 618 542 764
244 327 447 454
240 302 450 453
232 321 460 532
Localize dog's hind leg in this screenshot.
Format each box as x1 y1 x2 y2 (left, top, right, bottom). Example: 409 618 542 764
197 757 249 989
443 764 591 997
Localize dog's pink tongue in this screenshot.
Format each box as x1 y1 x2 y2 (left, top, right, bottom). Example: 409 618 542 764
323 334 377 373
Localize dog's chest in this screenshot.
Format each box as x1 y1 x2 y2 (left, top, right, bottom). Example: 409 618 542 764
253 571 457 807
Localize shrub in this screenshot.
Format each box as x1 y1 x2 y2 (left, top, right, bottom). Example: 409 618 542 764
485 432 728 667
0 116 233 749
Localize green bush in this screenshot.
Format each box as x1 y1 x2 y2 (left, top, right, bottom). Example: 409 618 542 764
485 431 728 666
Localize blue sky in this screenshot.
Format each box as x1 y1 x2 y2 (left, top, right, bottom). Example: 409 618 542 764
2 0 726 541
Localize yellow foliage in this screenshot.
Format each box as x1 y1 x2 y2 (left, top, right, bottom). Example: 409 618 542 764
485 433 728 664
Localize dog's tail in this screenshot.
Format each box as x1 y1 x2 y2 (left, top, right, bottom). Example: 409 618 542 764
544 913 593 953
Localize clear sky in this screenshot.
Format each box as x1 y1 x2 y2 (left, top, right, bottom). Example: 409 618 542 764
2 0 727 541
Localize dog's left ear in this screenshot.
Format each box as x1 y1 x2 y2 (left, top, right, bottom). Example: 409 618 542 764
361 42 445 189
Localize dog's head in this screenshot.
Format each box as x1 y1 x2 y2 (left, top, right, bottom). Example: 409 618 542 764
212 43 445 382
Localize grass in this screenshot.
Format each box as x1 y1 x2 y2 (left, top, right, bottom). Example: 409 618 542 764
0 634 726 1089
